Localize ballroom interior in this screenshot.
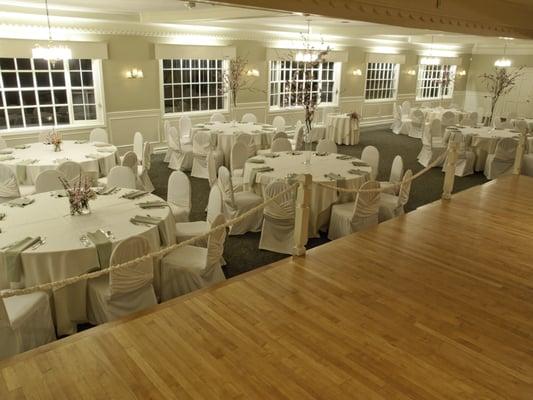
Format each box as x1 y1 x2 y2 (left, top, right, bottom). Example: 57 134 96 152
0 0 532 399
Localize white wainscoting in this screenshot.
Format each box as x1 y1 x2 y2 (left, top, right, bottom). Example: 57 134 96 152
107 109 161 154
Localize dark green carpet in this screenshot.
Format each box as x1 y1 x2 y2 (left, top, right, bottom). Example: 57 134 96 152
149 125 487 278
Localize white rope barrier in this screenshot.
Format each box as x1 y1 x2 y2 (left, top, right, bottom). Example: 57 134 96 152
316 148 450 194
0 182 299 299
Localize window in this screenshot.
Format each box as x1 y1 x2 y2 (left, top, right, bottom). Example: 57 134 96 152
269 60 339 109
0 58 100 131
161 58 226 114
416 64 457 100
364 62 399 101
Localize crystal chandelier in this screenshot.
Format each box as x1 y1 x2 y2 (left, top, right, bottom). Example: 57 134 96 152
32 0 72 62
294 19 320 63
420 36 441 65
494 39 512 67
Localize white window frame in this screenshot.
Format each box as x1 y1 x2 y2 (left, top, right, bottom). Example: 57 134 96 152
0 58 105 134
159 58 229 117
364 62 400 102
268 60 341 112
416 64 457 101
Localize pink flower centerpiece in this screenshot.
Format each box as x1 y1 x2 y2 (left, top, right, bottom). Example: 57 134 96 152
45 130 62 152
59 175 96 215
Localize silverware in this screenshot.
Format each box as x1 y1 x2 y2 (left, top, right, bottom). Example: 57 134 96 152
31 237 46 250
79 235 91 247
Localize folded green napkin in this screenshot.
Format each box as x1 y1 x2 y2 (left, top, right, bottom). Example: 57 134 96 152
8 197 35 207
86 231 112 269
122 190 148 200
247 158 265 164
2 237 41 282
74 140 88 144
348 169 364 175
249 166 274 186
98 186 117 195
263 153 280 158
14 144 30 150
138 201 168 209
315 152 328 156
0 149 13 155
85 154 99 159
351 161 369 167
288 151 302 155
93 142 112 147
97 148 114 153
130 215 171 246
325 172 344 181
336 155 353 160
0 155 15 161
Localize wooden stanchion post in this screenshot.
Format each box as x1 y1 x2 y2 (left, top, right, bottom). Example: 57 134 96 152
513 131 527 175
442 141 458 200
292 174 312 257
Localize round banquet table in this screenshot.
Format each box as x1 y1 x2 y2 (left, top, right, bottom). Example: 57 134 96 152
0 190 175 335
243 151 371 237
445 125 520 171
511 117 533 132
416 107 468 123
0 140 118 185
192 121 276 165
325 114 360 145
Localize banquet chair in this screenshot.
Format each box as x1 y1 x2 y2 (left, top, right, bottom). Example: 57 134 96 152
379 155 404 195
175 183 223 244
361 145 380 180
121 151 138 175
484 138 518 180
207 151 219 188
191 131 214 179
443 131 475 177
391 103 411 135
0 292 56 360
179 115 193 145
210 112 226 123
272 132 288 141
89 128 108 144
241 113 258 124
316 139 337 154
168 126 193 171
290 125 305 150
106 166 136 189
87 236 158 325
57 161 82 186
286 120 302 138
167 171 191 223
409 109 425 139
35 170 66 193
161 214 227 301
0 165 34 202
230 141 248 192
378 169 413 222
464 112 478 127
258 181 296 254
236 132 257 158
515 119 529 134
133 131 144 162
401 101 411 118
441 111 457 134
137 142 154 192
0 138 6 149
272 116 286 132
328 180 380 240
163 121 172 163
271 138 293 152
217 166 263 235
417 119 446 168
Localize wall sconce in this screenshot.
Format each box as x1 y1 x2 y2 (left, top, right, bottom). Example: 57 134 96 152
126 68 144 79
407 69 417 76
351 69 362 76
246 69 260 77
457 69 467 76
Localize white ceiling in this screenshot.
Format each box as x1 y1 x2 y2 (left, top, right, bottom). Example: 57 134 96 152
1 0 533 55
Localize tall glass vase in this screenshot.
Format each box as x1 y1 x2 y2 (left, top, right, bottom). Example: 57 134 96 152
303 126 312 166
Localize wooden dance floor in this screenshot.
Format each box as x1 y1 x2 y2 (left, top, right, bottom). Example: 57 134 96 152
1 175 533 399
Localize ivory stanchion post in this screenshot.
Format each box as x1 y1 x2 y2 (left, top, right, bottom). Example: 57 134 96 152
292 173 312 257
442 141 458 200
513 130 527 175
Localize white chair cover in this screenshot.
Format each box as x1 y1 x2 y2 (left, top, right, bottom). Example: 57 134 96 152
484 137 518 179
272 116 286 132
259 181 296 254
191 131 213 179
161 214 227 301
316 139 337 154
328 180 380 240
241 113 257 124
271 138 293 152
121 151 138 175
465 112 479 127
167 171 191 223
379 169 412 222
361 145 380 180
272 132 288 141
0 292 56 360
87 236 157 325
379 155 404 195
236 132 257 158
57 161 82 186
401 101 411 117
443 131 475 177
441 111 457 132
409 109 425 138
89 128 108 143
230 141 248 190
210 112 226 123
515 119 528 134
133 131 143 162
168 126 193 171
391 103 411 135
107 166 136 189
217 166 263 235
137 142 154 192
163 121 172 162
293 126 305 150
207 151 218 188
0 164 21 200
179 115 192 144
417 119 446 168
35 169 65 193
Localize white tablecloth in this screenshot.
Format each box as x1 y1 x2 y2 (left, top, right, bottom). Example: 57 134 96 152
325 114 360 145
0 141 118 184
243 152 371 237
0 190 175 335
193 122 276 165
416 107 468 123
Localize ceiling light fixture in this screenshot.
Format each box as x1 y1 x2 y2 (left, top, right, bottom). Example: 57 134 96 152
295 19 320 63
32 0 71 63
494 38 512 68
420 36 441 65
